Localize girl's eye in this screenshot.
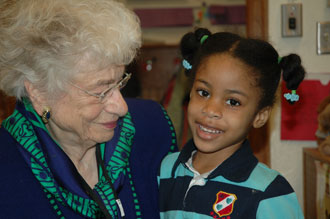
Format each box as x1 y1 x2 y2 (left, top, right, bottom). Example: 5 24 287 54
226 99 241 106
197 89 209 98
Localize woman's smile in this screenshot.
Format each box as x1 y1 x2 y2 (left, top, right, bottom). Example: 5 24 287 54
101 120 118 129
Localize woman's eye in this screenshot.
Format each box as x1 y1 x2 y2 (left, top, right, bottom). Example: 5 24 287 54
226 99 241 106
94 90 105 96
94 85 112 96
197 89 209 98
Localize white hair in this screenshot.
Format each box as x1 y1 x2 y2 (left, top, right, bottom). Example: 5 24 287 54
0 0 142 99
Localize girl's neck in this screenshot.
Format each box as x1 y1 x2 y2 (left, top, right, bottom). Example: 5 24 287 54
192 143 242 174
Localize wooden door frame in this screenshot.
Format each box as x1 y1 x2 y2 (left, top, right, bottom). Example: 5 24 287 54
246 0 268 39
246 0 270 166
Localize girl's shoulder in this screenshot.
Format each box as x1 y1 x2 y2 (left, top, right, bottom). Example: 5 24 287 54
159 152 180 178
250 162 294 194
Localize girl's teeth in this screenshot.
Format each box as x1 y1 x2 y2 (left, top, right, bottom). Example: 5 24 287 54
199 125 221 134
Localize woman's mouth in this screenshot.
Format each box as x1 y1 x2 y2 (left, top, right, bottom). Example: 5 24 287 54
102 121 117 129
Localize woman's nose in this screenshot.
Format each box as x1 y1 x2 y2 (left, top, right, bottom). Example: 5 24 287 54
103 89 128 117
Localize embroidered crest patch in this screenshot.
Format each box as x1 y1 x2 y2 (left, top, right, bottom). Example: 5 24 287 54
213 191 237 217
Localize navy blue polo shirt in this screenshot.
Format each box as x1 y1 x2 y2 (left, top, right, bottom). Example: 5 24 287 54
158 139 304 219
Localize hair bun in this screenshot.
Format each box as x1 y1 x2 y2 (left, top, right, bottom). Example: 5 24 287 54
281 54 305 90
194 28 211 43
180 28 211 75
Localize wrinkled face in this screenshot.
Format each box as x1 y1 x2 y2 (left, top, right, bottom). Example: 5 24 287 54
188 54 265 157
46 65 128 146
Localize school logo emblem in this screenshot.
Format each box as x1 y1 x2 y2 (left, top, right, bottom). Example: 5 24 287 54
213 191 237 217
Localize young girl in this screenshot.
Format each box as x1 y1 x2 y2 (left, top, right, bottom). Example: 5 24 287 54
158 28 305 219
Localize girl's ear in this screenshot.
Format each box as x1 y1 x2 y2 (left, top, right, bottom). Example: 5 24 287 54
24 80 46 116
253 106 271 128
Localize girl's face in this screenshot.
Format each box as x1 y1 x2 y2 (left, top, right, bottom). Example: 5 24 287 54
188 54 270 159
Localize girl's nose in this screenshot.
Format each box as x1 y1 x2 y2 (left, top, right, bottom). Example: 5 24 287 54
202 100 222 119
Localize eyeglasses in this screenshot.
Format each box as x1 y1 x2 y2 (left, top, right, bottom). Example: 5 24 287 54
69 72 131 103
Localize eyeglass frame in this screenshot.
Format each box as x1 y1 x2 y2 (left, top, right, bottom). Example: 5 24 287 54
69 72 131 102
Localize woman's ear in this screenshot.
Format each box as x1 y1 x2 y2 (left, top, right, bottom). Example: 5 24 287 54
253 106 272 128
24 80 46 116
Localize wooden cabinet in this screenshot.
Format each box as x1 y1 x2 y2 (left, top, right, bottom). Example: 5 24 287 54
304 148 330 219
125 45 180 102
0 91 15 124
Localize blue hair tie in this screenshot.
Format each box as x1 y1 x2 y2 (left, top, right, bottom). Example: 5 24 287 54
182 59 192 70
284 90 299 104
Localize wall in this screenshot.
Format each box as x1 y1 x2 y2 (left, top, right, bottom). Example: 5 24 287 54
123 0 246 45
268 0 330 210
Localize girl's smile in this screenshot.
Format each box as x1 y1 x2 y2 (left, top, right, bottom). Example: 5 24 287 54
195 122 223 140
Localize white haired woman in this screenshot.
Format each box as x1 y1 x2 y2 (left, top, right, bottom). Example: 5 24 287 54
0 0 177 218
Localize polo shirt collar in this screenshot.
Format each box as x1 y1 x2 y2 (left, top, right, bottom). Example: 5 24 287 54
173 139 258 183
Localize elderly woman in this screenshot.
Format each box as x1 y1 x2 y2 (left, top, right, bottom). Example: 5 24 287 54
0 0 176 218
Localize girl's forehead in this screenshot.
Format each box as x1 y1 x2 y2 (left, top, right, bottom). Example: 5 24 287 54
198 54 247 75
196 54 258 88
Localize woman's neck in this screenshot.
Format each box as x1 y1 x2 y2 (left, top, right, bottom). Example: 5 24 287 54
46 124 99 188
61 144 99 188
